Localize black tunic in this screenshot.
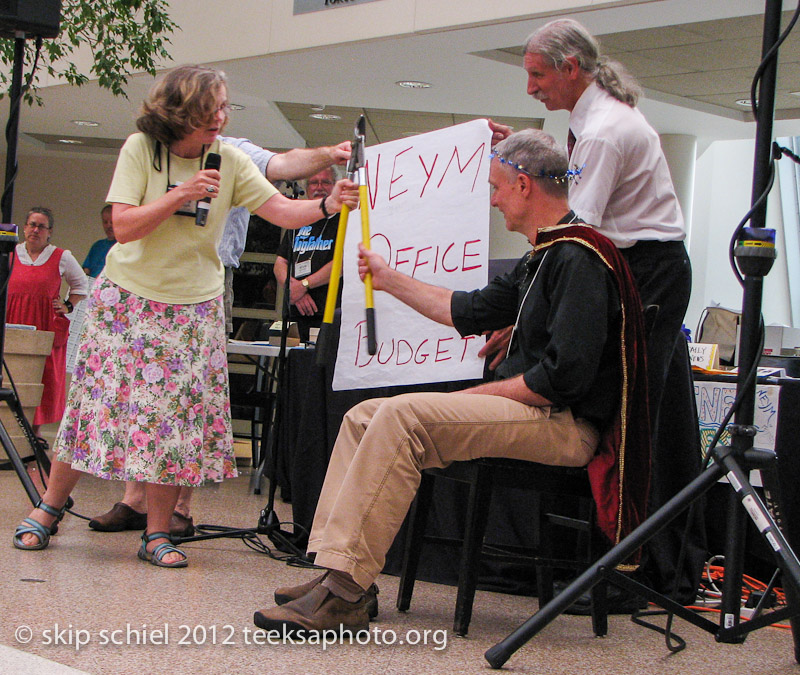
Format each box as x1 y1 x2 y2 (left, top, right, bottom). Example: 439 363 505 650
450 241 621 427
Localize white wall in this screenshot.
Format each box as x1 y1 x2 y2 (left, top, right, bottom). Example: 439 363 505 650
687 138 791 336
3 151 118 267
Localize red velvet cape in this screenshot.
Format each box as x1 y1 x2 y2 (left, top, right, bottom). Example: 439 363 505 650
534 223 651 554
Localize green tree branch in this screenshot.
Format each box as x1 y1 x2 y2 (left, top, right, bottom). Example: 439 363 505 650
0 0 176 104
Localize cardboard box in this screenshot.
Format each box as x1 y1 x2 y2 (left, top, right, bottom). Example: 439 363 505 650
268 321 300 348
763 325 800 356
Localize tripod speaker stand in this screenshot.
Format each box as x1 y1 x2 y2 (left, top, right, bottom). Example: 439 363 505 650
486 0 800 668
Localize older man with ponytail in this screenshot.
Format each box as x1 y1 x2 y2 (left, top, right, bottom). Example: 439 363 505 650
486 18 705 607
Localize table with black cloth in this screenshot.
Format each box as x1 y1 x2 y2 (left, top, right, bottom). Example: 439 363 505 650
276 345 565 594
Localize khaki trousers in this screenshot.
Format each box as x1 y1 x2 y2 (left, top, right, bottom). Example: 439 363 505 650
308 392 599 589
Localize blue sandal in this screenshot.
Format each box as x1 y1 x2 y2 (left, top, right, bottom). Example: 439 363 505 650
137 531 188 568
13 500 68 551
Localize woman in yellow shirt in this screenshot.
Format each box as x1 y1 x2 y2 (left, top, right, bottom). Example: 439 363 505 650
13 65 357 567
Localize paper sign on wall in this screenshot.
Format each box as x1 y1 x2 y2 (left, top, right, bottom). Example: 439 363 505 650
694 380 779 457
332 119 491 391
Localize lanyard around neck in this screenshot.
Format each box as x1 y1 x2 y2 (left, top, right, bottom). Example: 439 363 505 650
165 144 207 184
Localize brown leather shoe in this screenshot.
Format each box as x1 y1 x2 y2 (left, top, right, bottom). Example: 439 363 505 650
254 585 370 636
169 512 195 538
275 573 379 619
88 502 147 532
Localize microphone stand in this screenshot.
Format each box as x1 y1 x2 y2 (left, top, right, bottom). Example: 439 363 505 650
486 0 800 668
254 194 307 556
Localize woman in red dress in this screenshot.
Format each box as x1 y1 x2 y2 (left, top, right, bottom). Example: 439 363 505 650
7 207 88 440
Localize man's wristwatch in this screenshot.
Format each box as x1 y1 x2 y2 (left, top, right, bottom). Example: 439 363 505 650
63 299 74 314
301 279 310 290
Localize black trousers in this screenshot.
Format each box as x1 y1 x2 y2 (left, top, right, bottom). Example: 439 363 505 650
622 240 707 602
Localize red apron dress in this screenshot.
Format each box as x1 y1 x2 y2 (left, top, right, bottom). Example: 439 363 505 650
8 248 71 426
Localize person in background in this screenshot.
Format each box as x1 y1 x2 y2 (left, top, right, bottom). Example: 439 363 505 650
273 166 340 342
12 65 357 568
88 140 351 538
218 138 350 336
82 204 116 278
7 207 88 442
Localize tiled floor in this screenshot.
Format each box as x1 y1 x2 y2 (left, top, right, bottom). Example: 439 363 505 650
1 454 798 675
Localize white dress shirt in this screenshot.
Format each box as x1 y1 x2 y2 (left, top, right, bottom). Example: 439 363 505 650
568 83 685 248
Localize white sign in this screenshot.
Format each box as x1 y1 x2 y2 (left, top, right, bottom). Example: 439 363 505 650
293 0 382 14
333 120 491 390
689 342 719 371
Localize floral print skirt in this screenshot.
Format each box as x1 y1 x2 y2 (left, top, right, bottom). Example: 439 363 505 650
54 275 237 486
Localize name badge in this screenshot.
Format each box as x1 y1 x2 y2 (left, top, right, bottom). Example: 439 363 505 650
296 260 312 278
167 182 197 217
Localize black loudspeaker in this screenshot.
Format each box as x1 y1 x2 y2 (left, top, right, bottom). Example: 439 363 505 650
0 0 61 39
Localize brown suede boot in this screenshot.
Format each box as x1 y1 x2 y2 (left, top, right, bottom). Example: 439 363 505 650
254 585 370 636
274 573 379 619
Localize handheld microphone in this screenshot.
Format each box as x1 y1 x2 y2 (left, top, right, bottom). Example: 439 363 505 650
196 152 221 226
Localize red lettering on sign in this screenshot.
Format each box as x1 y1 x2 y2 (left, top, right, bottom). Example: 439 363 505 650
394 246 414 274
462 239 482 272
418 153 439 198
353 320 477 369
389 147 411 201
365 154 381 210
377 233 484 277
460 334 479 361
437 142 486 192
411 246 432 278
435 337 454 363
441 243 458 273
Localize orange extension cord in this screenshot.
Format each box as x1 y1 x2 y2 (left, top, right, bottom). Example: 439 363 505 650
687 562 791 631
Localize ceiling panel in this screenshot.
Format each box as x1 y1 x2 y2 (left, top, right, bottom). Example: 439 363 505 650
600 25 708 52
638 40 763 72
684 15 772 41
641 67 757 97
17 5 800 161
23 132 124 154
607 51 695 78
